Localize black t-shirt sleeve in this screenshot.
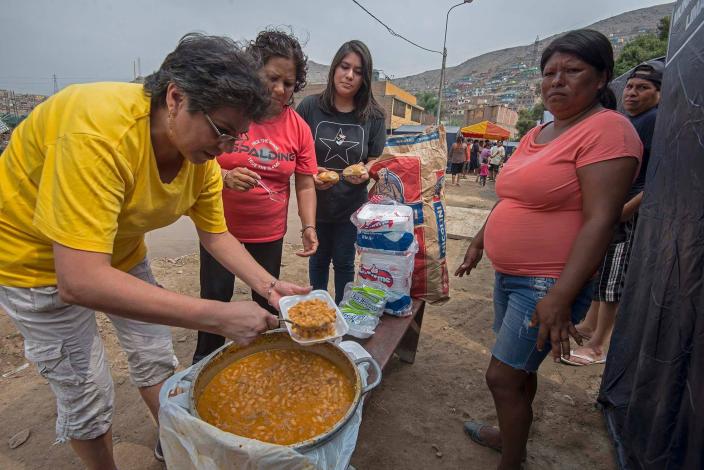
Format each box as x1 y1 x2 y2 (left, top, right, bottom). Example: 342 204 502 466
295 95 314 124
367 116 387 159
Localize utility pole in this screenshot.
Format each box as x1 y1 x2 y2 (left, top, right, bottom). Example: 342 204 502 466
10 90 18 118
436 0 473 126
53 74 59 94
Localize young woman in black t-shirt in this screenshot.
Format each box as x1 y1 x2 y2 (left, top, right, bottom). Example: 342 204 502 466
296 40 386 303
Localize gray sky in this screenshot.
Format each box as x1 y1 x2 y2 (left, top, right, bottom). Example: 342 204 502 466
1 0 670 95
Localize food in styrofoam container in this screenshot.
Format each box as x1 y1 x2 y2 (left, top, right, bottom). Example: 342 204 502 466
279 290 348 345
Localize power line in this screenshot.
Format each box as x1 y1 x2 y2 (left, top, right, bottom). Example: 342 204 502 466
351 0 442 55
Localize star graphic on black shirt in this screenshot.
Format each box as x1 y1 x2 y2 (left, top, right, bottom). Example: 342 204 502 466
319 128 360 165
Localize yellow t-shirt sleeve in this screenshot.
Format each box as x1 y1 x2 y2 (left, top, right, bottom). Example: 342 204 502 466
33 134 125 253
187 160 227 233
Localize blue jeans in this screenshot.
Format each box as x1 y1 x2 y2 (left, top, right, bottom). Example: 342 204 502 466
491 272 592 372
309 220 357 304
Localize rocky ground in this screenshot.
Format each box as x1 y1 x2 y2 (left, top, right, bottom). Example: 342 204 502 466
0 177 616 469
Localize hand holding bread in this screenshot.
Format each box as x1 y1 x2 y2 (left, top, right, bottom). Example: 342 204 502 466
343 163 369 185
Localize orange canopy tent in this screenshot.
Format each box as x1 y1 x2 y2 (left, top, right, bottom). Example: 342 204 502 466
460 120 511 140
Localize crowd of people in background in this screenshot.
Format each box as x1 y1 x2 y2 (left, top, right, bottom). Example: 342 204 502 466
449 137 510 187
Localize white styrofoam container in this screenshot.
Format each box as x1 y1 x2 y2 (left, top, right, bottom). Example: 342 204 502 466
353 203 414 233
278 290 349 345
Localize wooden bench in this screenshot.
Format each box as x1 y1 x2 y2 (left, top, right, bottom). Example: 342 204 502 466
351 299 426 370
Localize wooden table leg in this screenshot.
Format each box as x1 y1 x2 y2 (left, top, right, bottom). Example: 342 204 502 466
397 301 425 364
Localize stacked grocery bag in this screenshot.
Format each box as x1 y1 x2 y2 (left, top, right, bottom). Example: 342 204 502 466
340 199 417 338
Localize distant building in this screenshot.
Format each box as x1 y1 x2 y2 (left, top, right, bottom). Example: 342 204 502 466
295 80 433 132
515 93 540 110
0 89 48 116
463 104 519 138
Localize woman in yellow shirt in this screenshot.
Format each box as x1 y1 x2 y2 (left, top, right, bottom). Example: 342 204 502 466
0 33 309 468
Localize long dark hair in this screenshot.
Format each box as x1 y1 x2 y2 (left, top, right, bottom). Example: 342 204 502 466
319 40 384 122
144 33 270 121
540 29 617 110
246 28 308 106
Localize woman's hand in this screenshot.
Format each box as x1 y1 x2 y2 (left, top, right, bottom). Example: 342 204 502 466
297 227 318 257
345 167 370 185
313 167 335 190
267 280 312 310
529 290 583 361
213 300 280 345
455 242 484 277
224 167 260 191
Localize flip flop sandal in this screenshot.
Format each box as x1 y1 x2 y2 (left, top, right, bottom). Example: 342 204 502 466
464 421 527 462
464 421 501 452
560 350 606 366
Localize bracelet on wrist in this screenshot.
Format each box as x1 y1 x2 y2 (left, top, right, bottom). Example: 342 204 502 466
265 280 278 306
301 225 316 234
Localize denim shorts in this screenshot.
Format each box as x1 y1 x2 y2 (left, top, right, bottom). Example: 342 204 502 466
491 272 592 372
0 259 178 442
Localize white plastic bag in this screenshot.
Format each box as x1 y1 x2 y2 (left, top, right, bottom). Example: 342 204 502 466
159 342 372 470
357 243 418 316
339 283 387 338
351 201 415 252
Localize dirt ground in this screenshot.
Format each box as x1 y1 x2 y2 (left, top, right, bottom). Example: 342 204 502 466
0 179 616 470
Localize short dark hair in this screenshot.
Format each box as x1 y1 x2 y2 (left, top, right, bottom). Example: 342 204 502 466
143 33 270 122
246 28 308 105
540 29 617 110
319 40 384 122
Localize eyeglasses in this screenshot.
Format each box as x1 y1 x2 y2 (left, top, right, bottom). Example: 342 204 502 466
204 112 248 149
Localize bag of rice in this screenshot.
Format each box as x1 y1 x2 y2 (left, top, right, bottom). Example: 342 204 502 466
369 126 450 304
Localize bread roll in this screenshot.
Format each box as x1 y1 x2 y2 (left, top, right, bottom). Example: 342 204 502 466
342 163 366 177
318 171 340 183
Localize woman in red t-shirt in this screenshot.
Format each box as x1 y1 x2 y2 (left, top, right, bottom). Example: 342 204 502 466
455 30 642 467
193 30 318 363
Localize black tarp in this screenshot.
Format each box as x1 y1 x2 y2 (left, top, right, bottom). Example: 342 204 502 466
597 1 704 469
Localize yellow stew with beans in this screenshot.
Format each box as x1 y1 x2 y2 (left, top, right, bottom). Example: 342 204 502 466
197 349 355 445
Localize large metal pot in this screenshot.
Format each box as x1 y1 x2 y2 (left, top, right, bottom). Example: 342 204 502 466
189 330 382 452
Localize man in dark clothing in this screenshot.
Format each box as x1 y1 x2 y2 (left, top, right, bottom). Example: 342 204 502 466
567 60 663 366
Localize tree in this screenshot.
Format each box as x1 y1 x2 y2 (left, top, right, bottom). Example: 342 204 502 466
516 102 545 139
614 16 670 77
1 114 26 128
447 115 465 127
416 92 438 117
657 15 671 41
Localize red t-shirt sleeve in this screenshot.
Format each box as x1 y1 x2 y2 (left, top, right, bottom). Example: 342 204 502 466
575 112 643 169
293 112 318 175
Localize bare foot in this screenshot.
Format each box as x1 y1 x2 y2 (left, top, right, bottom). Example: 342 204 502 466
575 325 594 339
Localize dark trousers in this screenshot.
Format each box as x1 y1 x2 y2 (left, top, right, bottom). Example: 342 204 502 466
192 239 283 364
308 220 357 304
